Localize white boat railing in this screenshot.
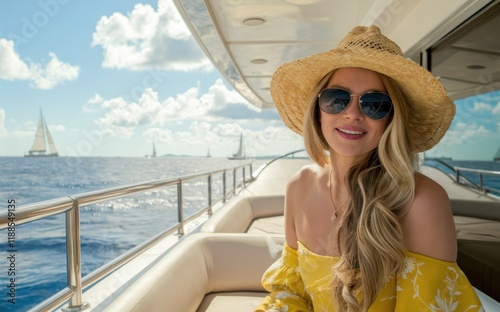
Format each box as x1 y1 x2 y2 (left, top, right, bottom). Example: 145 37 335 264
453 166 500 195
0 163 253 312
424 158 500 197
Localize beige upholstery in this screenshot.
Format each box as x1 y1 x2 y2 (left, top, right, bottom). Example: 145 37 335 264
102 233 283 312
201 195 284 233
197 292 267 312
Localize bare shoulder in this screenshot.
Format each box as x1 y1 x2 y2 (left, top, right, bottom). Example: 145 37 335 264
287 164 323 190
401 172 457 262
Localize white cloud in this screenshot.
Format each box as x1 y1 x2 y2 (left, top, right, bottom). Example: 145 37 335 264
94 79 255 137
92 0 212 72
473 102 492 112
0 39 79 89
0 39 31 80
48 124 66 132
442 122 493 145
0 109 7 137
83 94 104 112
493 101 500 115
140 121 302 157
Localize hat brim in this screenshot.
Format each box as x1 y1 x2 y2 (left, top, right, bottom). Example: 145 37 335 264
271 48 455 153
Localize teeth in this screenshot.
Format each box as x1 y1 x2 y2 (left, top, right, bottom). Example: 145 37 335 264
338 129 363 135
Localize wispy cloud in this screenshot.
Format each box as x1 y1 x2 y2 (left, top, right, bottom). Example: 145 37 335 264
91 78 273 137
0 108 7 137
473 102 492 112
442 122 493 145
0 39 79 89
92 0 212 72
141 121 301 157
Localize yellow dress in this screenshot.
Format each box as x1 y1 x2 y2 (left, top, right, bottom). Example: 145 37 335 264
255 242 484 312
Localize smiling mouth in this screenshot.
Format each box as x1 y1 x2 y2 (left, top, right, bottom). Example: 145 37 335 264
337 128 365 135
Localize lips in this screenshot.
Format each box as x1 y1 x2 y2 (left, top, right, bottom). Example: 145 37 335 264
335 127 367 140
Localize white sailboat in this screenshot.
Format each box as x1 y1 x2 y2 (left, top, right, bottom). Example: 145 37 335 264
145 141 157 158
228 133 245 160
494 145 500 161
25 109 58 157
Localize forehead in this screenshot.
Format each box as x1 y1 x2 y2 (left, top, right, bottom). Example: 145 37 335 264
327 67 386 92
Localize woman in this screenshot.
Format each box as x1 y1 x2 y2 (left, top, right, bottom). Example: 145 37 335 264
255 26 483 311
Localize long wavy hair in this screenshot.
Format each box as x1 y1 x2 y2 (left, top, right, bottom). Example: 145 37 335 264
303 69 416 311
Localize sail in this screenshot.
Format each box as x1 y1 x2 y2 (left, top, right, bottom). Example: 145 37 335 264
494 145 500 161
229 134 246 159
45 121 58 156
233 134 244 158
29 114 47 154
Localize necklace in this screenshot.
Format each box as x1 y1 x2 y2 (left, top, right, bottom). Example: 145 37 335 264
328 168 349 220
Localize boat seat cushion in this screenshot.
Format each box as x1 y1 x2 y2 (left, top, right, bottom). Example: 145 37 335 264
102 233 284 312
197 292 267 312
201 195 284 233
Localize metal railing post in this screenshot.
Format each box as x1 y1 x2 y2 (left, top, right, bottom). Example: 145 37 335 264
479 173 484 192
455 169 460 183
207 174 213 216
62 197 90 312
177 181 184 236
222 171 227 202
233 168 237 194
242 166 246 186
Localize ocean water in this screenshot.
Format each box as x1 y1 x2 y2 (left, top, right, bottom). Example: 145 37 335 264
0 156 499 311
0 156 263 312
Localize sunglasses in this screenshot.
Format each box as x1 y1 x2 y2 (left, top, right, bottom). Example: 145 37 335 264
318 88 393 120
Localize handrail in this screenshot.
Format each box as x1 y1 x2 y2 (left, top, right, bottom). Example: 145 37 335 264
453 166 500 194
0 162 253 312
252 149 308 178
423 158 498 194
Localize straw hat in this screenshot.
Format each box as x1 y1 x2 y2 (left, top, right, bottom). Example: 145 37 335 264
270 25 455 153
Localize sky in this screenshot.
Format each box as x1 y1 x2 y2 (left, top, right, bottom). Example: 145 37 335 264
0 0 499 160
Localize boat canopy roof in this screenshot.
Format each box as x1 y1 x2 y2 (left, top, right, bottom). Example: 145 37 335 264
173 0 500 109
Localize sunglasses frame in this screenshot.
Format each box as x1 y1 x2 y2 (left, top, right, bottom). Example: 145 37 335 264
317 87 393 120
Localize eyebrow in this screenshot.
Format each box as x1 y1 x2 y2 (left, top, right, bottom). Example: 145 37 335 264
324 85 388 94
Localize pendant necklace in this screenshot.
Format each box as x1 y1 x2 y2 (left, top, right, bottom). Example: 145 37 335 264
329 168 349 220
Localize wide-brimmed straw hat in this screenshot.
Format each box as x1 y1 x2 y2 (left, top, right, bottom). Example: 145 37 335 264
270 25 455 152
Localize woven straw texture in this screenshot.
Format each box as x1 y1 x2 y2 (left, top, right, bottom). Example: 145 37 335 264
270 26 455 153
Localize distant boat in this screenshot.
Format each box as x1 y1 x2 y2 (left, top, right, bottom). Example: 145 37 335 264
494 146 500 161
145 142 157 158
206 148 211 158
228 134 246 160
25 110 58 157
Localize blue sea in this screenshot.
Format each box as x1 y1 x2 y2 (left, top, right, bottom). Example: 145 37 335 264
0 156 499 311
0 156 264 312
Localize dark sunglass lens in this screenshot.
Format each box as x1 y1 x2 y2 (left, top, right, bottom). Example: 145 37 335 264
319 89 351 114
360 93 392 119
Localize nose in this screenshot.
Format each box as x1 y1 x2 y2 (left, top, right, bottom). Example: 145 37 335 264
342 95 363 120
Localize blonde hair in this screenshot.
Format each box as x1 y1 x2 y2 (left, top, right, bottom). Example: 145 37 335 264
304 70 416 311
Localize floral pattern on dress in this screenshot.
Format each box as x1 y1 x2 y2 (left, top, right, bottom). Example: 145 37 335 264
392 254 484 312
255 244 484 312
